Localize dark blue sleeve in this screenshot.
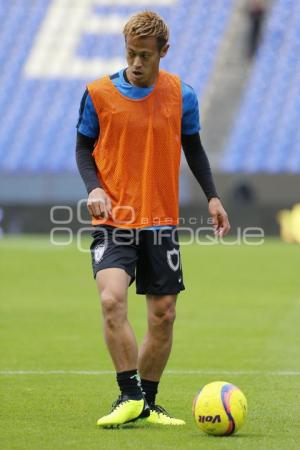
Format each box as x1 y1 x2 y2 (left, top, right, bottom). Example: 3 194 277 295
76 90 100 139
181 82 201 135
182 134 219 201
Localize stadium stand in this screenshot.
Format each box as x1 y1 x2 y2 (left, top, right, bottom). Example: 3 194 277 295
0 0 234 173
221 0 300 173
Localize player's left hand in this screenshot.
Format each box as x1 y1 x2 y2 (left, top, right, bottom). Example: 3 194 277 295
208 197 230 238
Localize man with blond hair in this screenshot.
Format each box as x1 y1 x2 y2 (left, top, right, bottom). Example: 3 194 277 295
76 11 230 427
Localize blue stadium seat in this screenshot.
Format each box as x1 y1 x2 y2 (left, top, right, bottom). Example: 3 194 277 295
222 0 300 173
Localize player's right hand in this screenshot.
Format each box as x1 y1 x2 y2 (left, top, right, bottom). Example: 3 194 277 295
87 187 112 219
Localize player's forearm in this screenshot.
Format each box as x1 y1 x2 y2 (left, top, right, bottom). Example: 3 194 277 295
181 133 219 201
75 131 102 193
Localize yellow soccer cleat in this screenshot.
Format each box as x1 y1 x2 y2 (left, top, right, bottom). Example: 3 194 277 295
145 405 186 426
97 395 148 428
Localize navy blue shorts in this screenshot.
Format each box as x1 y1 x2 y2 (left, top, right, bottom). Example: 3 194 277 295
90 226 185 296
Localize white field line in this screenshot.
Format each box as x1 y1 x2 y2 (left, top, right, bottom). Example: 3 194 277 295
1 370 300 376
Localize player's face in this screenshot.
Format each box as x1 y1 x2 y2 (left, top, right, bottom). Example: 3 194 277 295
125 35 169 87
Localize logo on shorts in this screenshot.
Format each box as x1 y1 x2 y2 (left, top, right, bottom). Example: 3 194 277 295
167 248 180 272
94 243 106 264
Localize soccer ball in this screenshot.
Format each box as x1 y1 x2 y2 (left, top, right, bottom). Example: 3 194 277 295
193 381 247 436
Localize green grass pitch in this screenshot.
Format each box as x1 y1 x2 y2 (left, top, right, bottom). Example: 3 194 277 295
0 237 299 450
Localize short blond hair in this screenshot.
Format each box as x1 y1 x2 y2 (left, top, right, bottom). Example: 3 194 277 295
123 11 169 50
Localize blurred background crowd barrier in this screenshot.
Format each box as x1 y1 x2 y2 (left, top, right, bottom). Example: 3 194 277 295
0 0 299 239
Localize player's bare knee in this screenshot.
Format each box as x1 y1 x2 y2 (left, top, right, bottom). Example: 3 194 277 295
101 290 126 326
150 304 176 332
161 306 176 327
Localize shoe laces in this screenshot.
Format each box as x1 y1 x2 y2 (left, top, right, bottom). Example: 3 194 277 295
151 404 173 418
111 395 129 412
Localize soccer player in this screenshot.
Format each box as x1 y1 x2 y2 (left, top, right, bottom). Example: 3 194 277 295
76 11 230 427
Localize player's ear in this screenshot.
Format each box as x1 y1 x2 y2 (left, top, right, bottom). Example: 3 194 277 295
160 44 169 58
